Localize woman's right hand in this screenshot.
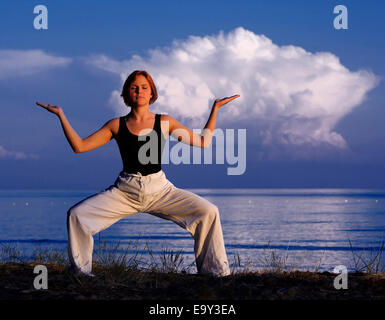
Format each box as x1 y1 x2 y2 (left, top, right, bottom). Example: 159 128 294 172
35 102 63 117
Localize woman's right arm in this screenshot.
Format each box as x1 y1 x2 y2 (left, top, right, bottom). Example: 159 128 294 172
35 102 116 153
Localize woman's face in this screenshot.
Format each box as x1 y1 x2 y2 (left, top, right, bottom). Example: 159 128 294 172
129 75 153 107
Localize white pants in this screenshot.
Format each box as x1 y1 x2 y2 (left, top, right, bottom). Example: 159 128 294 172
66 170 230 276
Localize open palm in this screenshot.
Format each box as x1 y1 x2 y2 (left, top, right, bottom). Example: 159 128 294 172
213 94 240 109
35 102 63 116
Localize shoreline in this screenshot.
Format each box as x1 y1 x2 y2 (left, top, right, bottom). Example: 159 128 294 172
1 262 385 300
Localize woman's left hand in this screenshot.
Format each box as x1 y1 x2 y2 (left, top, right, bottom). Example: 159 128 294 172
213 94 240 109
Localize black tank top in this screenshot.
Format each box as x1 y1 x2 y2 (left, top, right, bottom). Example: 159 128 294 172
116 113 166 176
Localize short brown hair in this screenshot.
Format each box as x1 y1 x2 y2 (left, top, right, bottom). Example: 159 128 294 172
120 70 158 107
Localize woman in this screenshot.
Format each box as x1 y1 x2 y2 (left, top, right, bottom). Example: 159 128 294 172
36 70 239 277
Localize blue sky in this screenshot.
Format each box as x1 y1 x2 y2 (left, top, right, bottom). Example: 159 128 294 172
1 0 385 190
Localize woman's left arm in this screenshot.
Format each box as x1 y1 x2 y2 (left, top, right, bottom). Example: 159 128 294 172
164 94 240 148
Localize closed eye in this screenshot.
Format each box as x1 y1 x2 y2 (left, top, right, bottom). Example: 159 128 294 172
130 86 148 89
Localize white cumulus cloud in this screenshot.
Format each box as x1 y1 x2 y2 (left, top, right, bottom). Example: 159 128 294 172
86 27 379 158
0 49 72 80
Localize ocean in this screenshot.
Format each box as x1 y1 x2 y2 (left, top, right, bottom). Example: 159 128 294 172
1 188 385 273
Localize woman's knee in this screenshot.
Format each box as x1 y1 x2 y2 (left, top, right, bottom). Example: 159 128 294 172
200 202 220 223
67 204 77 218
67 204 85 225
